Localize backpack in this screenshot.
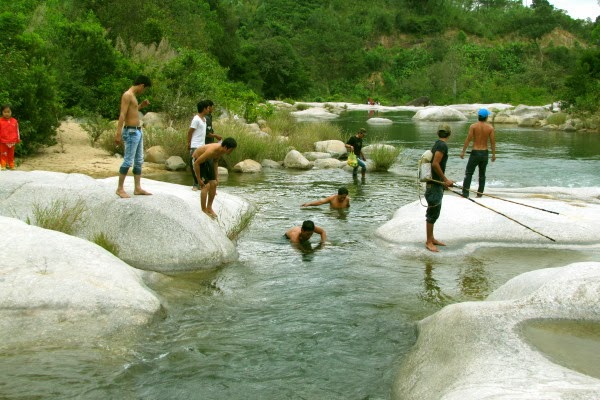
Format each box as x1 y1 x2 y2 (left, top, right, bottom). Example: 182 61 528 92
418 150 433 182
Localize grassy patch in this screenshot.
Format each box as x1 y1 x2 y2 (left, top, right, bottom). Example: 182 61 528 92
26 198 87 235
369 144 403 171
546 112 567 125
81 114 114 146
92 232 120 256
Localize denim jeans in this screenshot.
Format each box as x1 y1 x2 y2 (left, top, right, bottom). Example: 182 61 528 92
462 150 488 197
353 157 366 175
119 127 144 175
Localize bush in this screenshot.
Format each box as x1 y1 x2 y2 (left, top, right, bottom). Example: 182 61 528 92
81 114 113 145
143 124 188 162
26 198 87 235
97 129 123 156
369 144 403 171
546 112 567 125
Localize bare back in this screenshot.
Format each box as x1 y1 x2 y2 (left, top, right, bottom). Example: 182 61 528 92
469 121 495 150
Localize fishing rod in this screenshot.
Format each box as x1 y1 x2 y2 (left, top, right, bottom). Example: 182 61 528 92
444 186 556 242
427 179 559 215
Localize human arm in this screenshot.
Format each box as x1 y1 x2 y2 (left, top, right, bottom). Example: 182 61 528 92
314 226 327 243
301 196 332 207
490 128 496 162
432 151 454 188
138 99 150 110
187 127 195 149
114 93 131 145
460 126 473 159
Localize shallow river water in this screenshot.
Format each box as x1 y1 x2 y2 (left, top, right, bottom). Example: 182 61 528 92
2 110 599 399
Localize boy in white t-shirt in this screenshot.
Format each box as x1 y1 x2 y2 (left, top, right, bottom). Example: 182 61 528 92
187 100 210 190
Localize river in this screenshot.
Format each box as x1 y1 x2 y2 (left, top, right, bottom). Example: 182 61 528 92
1 110 599 399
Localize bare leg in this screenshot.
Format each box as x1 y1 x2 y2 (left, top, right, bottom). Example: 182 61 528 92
425 222 439 252
205 179 218 217
133 174 152 195
200 183 214 217
116 174 130 198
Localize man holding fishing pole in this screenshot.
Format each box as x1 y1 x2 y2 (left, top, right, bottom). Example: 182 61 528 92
459 108 496 198
425 124 455 252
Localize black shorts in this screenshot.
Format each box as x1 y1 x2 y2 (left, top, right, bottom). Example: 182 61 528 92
425 183 443 224
199 160 216 182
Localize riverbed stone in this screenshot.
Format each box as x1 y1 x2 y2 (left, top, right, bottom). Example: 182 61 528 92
0 216 161 346
314 140 347 158
233 159 262 173
165 155 186 171
376 186 600 254
314 158 344 169
0 171 253 272
412 106 468 121
145 145 168 163
303 151 332 161
367 117 393 125
283 149 313 170
392 261 600 399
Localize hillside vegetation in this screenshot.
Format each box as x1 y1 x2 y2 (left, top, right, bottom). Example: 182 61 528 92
1 0 599 154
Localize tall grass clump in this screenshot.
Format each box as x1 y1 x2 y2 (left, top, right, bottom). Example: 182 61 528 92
92 232 120 256
217 119 289 167
546 112 567 126
143 124 189 162
369 144 403 171
287 121 344 152
267 110 297 136
97 129 123 156
26 198 87 235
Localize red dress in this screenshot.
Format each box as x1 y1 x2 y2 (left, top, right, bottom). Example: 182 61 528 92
0 117 20 169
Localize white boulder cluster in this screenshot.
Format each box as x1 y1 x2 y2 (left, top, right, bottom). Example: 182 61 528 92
376 187 600 399
0 171 254 344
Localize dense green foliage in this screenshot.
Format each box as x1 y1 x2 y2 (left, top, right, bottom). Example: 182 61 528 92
2 0 598 152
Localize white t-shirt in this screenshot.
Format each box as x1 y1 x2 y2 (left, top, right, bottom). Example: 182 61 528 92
189 114 207 148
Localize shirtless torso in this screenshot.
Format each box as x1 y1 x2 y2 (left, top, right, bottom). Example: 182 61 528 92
301 194 350 209
460 121 496 160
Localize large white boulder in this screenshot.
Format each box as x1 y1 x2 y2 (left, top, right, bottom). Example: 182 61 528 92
291 107 338 121
314 140 347 158
392 261 600 399
412 106 468 122
283 149 313 170
0 171 254 272
0 216 161 346
375 187 600 255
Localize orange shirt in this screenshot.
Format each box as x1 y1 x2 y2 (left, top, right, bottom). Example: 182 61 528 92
0 117 20 143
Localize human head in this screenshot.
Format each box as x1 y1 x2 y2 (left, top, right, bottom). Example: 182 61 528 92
197 100 209 113
221 137 237 154
357 128 366 137
437 124 451 138
1 105 11 119
478 108 490 121
301 220 315 232
338 187 348 196
206 99 214 112
133 75 152 89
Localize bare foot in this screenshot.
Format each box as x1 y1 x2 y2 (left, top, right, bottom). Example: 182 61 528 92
116 189 131 199
425 242 439 252
203 210 217 219
134 189 152 195
432 239 446 246
192 186 199 191
206 208 218 218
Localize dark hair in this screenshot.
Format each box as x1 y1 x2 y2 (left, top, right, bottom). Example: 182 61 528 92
478 115 487 122
1 104 11 112
301 220 315 231
133 75 152 87
197 100 209 113
221 137 237 149
206 99 214 107
338 187 348 195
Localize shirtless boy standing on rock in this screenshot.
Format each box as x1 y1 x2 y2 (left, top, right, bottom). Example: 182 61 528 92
115 75 152 198
192 138 238 217
460 108 496 198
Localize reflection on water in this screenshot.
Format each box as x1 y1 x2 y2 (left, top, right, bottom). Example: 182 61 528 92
458 256 492 300
419 261 453 306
